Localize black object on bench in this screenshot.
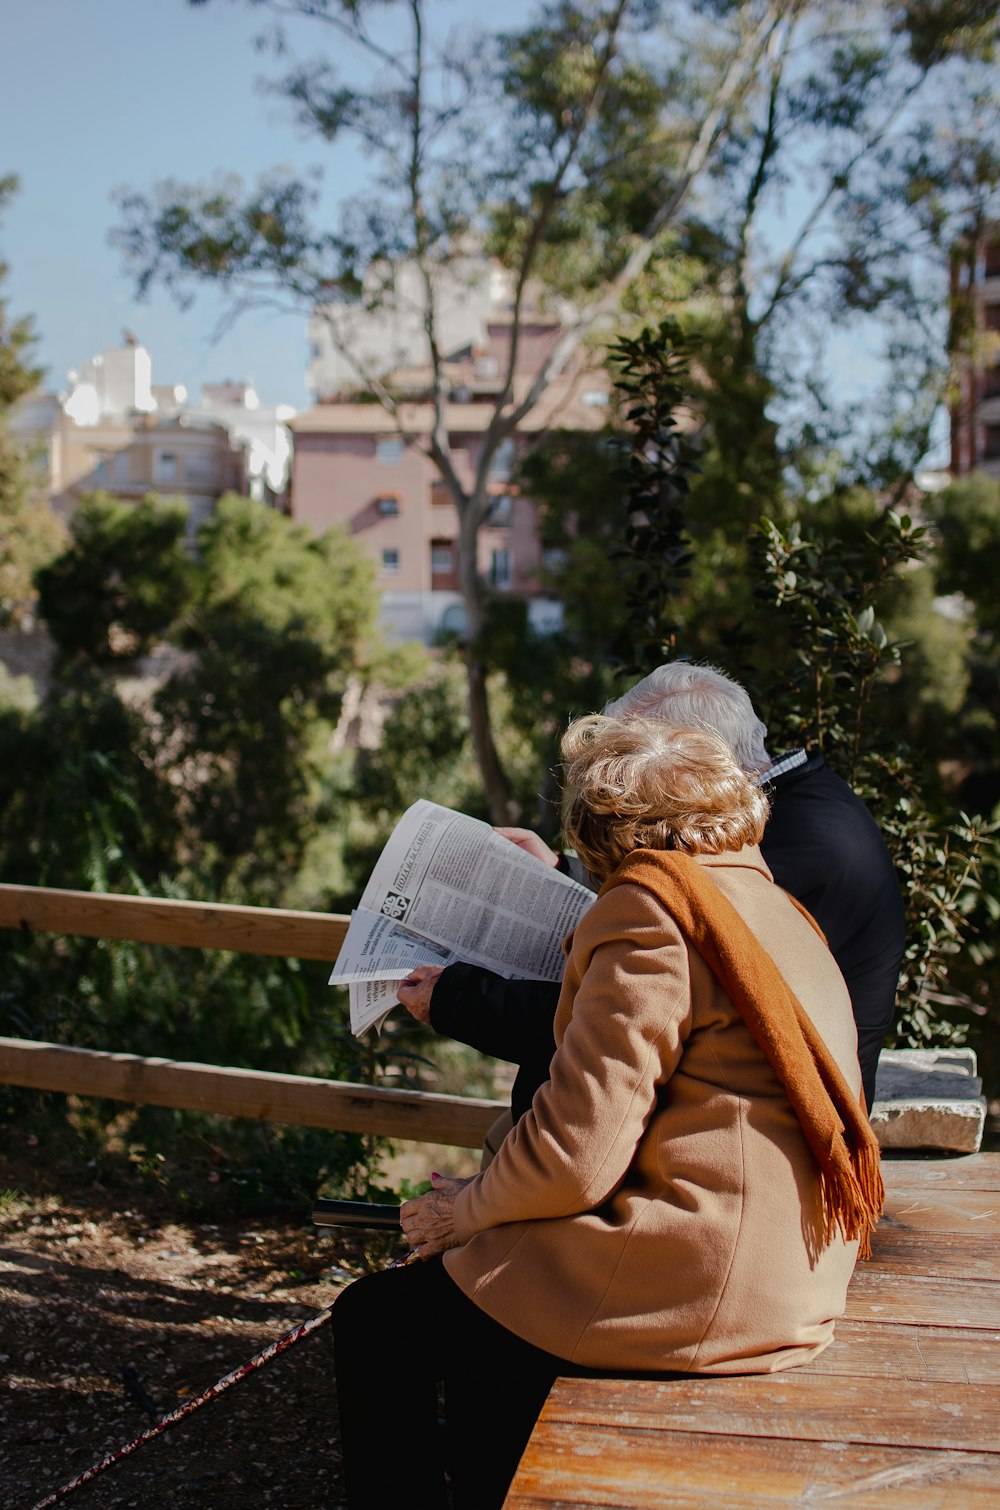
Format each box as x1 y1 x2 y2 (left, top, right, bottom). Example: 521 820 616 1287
312 1198 402 1230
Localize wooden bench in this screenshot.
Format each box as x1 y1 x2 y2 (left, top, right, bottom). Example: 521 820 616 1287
504 1151 1000 1508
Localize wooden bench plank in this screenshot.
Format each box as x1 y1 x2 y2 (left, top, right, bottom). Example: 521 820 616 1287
532 1374 1000 1453
881 1152 1000 1192
797 1320 1000 1383
867 1227 1000 1280
507 1427 1000 1508
844 1270 1000 1328
881 1187 1000 1232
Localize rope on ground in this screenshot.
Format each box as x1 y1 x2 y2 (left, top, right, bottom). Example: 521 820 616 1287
31 1249 416 1509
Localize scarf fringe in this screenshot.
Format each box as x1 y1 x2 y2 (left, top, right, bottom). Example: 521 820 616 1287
820 1140 885 1260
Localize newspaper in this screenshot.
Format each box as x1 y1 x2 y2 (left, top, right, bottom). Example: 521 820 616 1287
330 799 595 1035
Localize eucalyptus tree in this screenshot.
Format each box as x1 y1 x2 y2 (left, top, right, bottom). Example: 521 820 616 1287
116 0 999 819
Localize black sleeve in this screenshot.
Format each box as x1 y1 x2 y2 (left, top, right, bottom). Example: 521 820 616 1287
428 963 560 1067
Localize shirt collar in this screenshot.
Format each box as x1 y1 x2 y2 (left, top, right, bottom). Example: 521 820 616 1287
760 747 808 784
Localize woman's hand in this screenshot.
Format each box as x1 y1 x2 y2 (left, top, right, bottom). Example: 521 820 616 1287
494 826 559 868
400 1172 474 1259
397 965 445 1023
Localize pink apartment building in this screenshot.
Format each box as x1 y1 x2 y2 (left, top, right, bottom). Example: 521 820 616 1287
290 315 610 643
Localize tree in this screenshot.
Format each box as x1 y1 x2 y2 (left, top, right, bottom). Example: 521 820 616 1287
749 506 997 1047
25 490 383 899
0 175 65 628
0 673 179 892
153 494 381 898
35 492 195 666
0 493 386 1202
116 0 1000 819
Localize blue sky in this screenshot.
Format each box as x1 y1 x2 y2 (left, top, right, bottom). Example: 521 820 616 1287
2 0 471 410
1 1 950 463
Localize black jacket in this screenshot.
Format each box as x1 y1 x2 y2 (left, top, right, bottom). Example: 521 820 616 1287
759 753 905 1109
430 753 905 1114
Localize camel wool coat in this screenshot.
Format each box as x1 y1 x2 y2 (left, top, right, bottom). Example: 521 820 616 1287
444 845 864 1374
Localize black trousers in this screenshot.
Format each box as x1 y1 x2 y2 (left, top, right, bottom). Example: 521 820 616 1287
330 1255 575 1510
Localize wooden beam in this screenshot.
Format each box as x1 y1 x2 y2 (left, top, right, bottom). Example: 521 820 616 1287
0 1037 506 1148
0 884 349 961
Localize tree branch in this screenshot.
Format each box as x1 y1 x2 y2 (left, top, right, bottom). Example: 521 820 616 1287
502 0 803 435
476 0 634 494
754 73 930 331
263 0 413 83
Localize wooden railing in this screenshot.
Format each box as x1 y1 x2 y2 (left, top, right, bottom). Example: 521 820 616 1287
0 882 505 1148
0 883 350 959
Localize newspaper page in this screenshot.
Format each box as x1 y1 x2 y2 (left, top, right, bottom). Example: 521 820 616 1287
330 800 594 1035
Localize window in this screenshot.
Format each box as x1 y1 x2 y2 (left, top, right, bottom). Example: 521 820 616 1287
431 542 453 574
155 450 179 484
582 389 609 407
186 451 218 484
488 492 513 525
375 437 405 464
440 601 468 634
488 437 516 480
490 547 512 589
984 424 1000 459
381 547 400 574
376 494 400 516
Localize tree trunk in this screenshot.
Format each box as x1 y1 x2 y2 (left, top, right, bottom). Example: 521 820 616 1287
464 636 518 824
456 499 517 824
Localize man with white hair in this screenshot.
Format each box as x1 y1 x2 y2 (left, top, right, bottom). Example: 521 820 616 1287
403 662 905 1116
604 662 773 774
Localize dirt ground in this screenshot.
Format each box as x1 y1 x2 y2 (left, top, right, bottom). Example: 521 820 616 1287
0 1164 403 1510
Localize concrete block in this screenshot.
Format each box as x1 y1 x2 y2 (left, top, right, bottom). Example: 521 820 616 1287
870 1047 986 1154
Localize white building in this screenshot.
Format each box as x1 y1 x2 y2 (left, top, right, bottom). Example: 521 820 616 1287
13 340 296 525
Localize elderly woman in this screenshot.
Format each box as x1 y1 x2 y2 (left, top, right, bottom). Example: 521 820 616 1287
330 717 882 1510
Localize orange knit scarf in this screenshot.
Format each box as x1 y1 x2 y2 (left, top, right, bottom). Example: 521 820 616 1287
604 850 884 1259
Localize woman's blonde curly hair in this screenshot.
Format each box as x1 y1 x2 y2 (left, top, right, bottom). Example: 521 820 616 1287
561 715 769 882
